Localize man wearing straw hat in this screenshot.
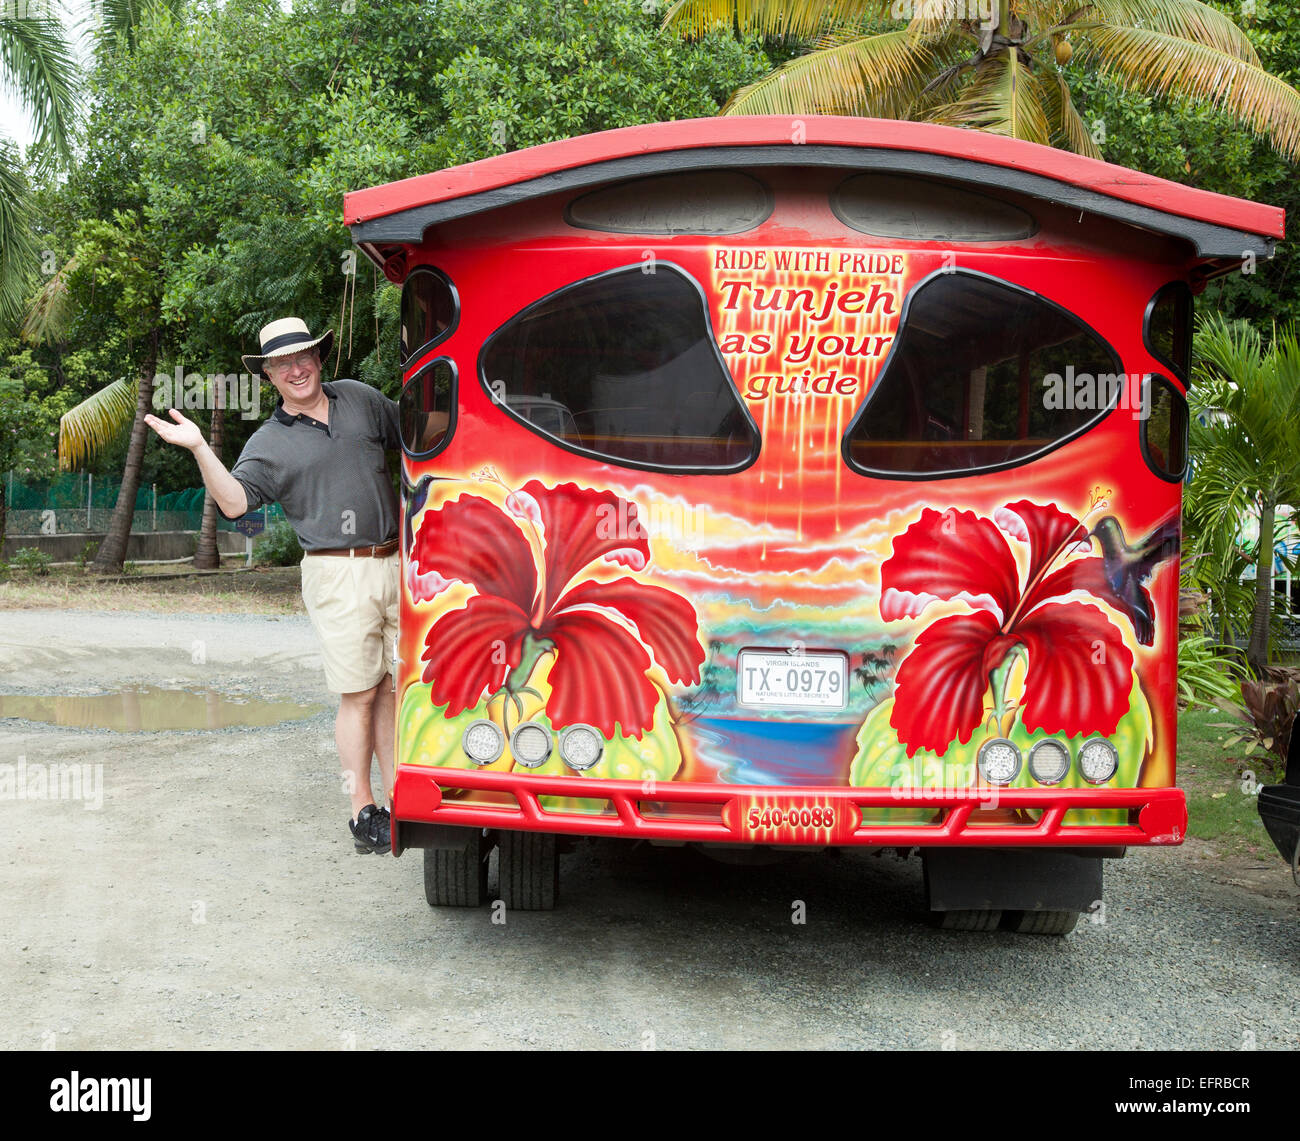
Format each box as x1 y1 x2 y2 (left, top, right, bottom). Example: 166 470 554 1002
145 318 398 856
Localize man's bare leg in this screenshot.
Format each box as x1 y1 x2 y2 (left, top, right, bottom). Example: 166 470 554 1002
337 680 382 817
371 675 396 808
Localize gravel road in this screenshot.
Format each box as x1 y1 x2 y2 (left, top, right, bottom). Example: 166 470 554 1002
1 608 1297 1051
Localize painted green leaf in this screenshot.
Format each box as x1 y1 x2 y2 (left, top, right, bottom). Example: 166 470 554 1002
848 673 1153 826
397 680 684 815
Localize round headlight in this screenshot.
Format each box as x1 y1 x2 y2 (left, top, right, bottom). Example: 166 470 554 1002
510 721 553 769
558 724 604 771
1028 739 1071 786
461 719 505 765
977 738 1022 785
1078 738 1119 784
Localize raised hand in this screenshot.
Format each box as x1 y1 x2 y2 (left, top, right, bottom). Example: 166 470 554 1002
144 408 206 452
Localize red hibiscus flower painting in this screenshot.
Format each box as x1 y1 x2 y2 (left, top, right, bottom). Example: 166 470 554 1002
879 498 1176 757
410 477 705 738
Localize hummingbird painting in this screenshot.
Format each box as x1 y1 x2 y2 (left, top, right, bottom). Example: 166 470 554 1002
1089 514 1182 646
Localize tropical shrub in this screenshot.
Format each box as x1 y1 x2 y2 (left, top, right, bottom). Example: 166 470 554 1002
253 521 303 567
11 547 52 576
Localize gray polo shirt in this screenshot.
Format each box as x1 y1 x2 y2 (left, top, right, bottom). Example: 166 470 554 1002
219 379 400 551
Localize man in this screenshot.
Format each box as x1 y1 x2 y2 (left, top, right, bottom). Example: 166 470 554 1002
145 318 399 855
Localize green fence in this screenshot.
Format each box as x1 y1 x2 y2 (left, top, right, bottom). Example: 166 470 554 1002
2 470 284 535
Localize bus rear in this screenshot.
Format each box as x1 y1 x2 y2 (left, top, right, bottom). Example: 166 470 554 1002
345 117 1283 931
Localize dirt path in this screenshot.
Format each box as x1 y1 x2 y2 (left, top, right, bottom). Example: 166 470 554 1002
2 608 1297 1050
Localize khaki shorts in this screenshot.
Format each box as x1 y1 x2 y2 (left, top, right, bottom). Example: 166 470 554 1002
300 552 400 694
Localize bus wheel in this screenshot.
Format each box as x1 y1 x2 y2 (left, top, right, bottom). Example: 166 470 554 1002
1005 909 1081 936
423 829 491 907
498 830 559 911
935 909 1002 931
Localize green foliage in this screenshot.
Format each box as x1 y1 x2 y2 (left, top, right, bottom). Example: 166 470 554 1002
10 546 52 576
0 357 67 482
253 520 304 567
1176 632 1248 710
1184 315 1300 667
431 0 770 167
0 6 79 325
75 540 99 568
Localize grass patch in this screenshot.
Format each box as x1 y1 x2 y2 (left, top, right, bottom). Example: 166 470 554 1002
1178 707 1276 860
0 563 306 615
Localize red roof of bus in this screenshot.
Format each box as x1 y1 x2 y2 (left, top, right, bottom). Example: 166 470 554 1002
343 115 1283 239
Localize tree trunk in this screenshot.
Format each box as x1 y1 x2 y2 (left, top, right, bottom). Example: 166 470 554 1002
1247 500 1276 675
193 379 225 570
91 330 159 573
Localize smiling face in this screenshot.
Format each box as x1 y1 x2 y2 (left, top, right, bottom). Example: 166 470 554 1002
264 348 323 411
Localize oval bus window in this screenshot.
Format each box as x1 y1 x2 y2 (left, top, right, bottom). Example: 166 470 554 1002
832 173 1037 242
565 170 772 235
480 263 758 472
844 270 1122 479
400 358 455 459
1144 281 1193 380
1141 374 1188 481
400 267 458 366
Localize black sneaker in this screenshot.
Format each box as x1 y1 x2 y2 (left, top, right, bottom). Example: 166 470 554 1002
349 804 391 854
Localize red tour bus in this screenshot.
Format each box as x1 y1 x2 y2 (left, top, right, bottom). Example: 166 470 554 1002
344 117 1283 933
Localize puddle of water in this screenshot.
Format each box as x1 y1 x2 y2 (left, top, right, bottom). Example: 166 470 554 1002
0 686 324 731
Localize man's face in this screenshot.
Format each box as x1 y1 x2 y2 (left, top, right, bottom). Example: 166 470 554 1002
264 348 322 405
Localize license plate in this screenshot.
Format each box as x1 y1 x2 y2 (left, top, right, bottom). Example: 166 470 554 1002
726 796 853 843
737 649 848 709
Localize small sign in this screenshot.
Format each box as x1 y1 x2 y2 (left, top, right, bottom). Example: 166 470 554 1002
234 512 266 538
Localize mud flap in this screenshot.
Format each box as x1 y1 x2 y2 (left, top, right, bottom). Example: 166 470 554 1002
923 848 1104 913
394 821 487 858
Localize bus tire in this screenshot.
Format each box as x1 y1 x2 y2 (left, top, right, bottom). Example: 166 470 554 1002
935 909 1002 931
498 830 559 911
1005 909 1081 936
423 830 490 907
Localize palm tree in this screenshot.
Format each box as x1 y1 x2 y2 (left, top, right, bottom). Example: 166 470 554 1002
1186 315 1300 674
0 4 78 327
21 0 188 573
664 1 1300 161
191 376 225 570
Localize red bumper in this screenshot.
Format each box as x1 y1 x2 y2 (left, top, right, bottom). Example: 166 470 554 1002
393 764 1187 847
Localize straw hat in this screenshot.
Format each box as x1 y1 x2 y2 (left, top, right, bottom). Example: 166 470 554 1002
241 318 334 377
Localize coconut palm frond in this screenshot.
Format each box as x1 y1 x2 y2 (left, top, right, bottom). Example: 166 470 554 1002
21 253 77 345
0 8 79 160
924 49 1053 145
903 1 982 45
1018 0 1069 28
1085 24 1300 162
1192 316 1300 508
663 0 893 41
724 27 954 117
0 138 38 329
79 0 185 52
58 378 139 472
1077 0 1259 65
1040 66 1104 158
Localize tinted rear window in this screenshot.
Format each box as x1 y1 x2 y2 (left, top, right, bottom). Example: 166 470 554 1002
845 271 1122 478
481 264 758 472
